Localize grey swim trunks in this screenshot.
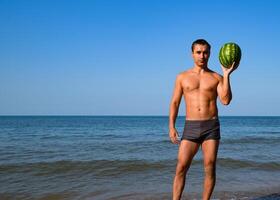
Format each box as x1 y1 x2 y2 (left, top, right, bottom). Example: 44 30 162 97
181 118 220 143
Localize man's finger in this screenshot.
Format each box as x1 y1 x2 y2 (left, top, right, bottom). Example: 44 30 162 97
172 137 180 144
170 137 176 144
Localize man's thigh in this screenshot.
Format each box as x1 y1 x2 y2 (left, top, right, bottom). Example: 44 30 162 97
201 139 219 166
177 140 200 167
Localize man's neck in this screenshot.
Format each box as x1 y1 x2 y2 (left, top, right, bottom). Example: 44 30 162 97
192 65 209 73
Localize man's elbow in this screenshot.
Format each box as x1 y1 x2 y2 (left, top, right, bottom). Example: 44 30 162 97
222 101 230 105
171 100 180 108
221 98 231 105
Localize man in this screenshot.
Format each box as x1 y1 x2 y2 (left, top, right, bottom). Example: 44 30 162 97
169 39 238 200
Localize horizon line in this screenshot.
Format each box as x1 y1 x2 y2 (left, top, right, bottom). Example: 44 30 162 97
0 115 280 117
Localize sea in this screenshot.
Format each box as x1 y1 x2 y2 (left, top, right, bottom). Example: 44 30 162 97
0 116 279 200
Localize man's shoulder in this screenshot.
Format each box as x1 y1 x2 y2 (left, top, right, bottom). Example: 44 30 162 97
174 70 191 83
177 69 192 77
207 70 223 81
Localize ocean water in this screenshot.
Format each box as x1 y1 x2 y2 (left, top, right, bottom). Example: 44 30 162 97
0 116 279 200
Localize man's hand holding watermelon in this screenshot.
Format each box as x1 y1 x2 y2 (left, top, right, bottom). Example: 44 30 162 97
222 61 239 76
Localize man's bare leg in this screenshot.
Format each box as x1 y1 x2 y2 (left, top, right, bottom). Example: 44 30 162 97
201 139 219 200
173 140 200 200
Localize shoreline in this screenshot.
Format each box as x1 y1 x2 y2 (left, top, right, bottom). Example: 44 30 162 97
105 190 280 200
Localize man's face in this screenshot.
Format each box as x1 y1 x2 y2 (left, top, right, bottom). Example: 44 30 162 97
192 44 210 67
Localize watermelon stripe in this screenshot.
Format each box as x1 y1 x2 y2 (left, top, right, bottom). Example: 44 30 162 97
225 44 231 66
223 44 230 67
220 45 228 67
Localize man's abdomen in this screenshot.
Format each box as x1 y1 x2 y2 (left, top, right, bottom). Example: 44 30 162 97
185 99 218 120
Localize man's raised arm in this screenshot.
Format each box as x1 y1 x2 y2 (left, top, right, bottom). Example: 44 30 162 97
217 62 238 105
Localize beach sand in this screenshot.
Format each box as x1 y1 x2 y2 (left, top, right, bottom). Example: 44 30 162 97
105 190 280 200
1 184 280 200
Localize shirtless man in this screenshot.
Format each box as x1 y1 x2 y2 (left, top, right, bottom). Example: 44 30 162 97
169 39 238 200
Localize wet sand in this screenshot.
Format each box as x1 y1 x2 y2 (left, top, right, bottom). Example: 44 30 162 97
106 190 280 200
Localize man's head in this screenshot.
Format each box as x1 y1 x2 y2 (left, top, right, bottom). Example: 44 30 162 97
191 39 211 52
191 39 211 67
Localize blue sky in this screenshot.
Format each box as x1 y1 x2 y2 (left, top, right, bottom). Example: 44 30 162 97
0 0 280 116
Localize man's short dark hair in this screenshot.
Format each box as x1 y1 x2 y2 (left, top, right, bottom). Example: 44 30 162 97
191 39 211 52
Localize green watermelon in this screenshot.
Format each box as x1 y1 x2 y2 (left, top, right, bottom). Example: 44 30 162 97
219 43 242 68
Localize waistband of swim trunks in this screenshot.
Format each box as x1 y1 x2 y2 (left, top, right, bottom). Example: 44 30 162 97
185 117 219 124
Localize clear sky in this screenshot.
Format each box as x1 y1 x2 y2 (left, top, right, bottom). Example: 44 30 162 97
1 0 280 116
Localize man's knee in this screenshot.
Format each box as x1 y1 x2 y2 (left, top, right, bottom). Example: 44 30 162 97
204 160 216 178
175 162 189 176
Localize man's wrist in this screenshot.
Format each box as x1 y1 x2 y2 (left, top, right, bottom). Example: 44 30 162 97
169 126 176 130
223 73 230 79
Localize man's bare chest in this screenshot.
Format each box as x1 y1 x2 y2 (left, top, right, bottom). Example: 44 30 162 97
181 76 218 93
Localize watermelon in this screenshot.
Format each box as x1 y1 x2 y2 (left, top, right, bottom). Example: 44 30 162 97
219 43 242 68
